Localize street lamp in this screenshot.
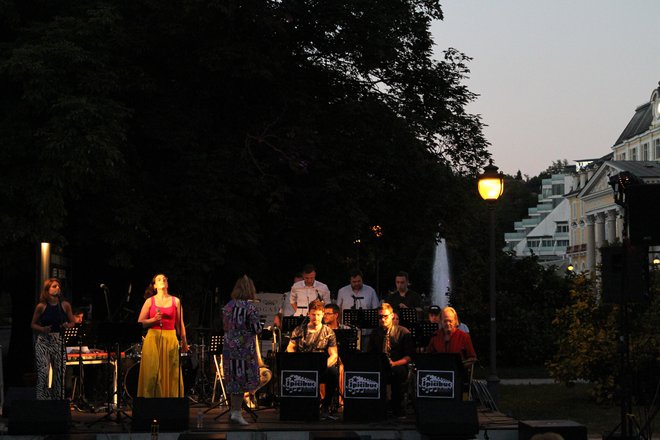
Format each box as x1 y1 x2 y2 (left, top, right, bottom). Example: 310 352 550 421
478 159 504 403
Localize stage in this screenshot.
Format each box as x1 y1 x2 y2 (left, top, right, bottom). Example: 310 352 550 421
0 401 520 440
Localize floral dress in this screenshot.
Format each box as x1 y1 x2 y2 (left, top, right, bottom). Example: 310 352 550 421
222 299 263 394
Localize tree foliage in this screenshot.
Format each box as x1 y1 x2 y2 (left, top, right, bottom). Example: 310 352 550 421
548 272 660 404
0 0 490 298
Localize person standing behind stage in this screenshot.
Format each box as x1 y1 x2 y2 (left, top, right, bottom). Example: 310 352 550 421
336 269 380 317
31 278 75 400
280 273 303 317
137 273 189 398
383 271 422 313
290 264 331 316
223 275 264 425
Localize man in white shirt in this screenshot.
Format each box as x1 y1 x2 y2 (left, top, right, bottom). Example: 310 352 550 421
290 264 332 316
336 269 380 318
280 273 303 317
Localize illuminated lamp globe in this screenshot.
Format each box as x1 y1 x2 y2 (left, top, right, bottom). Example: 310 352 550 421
478 159 504 201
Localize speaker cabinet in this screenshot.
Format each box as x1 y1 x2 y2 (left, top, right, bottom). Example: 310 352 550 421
416 400 479 437
627 184 660 246
600 246 648 303
8 399 70 434
131 397 189 432
519 420 587 440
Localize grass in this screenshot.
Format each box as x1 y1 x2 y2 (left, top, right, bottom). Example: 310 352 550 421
497 383 660 437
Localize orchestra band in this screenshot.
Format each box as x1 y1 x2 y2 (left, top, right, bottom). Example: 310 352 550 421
33 269 476 423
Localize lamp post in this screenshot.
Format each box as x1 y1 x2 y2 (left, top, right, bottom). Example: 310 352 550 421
478 159 504 402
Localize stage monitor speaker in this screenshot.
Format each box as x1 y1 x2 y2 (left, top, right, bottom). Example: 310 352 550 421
627 184 660 246
600 246 648 303
8 399 70 434
416 400 479 437
3 387 35 416
519 419 587 440
132 397 189 432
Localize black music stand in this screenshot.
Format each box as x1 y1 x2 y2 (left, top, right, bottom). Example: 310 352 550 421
91 322 143 426
205 335 227 414
342 352 389 421
398 308 418 330
411 322 438 349
282 316 304 333
333 329 359 359
64 326 95 411
342 309 379 329
278 352 326 421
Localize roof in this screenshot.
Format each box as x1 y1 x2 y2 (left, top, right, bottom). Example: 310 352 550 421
606 161 660 178
613 102 652 146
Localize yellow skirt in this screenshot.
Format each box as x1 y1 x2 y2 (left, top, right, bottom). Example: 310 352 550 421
137 328 184 398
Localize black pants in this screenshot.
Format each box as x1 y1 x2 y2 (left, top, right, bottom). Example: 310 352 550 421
320 364 339 408
388 365 408 415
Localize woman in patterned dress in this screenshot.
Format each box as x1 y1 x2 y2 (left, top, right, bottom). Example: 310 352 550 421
222 275 263 425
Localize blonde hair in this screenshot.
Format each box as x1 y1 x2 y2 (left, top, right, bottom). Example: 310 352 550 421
442 306 460 326
231 275 257 300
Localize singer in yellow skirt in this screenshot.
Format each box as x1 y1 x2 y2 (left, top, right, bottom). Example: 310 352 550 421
137 273 189 397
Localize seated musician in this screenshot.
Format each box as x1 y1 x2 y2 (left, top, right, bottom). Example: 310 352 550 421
426 307 476 368
323 304 350 330
367 303 414 419
244 334 273 408
286 299 339 419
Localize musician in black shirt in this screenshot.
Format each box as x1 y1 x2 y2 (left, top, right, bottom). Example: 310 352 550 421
367 303 414 418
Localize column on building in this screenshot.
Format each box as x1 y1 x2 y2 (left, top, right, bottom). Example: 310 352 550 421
586 214 596 273
594 212 606 265
606 210 618 244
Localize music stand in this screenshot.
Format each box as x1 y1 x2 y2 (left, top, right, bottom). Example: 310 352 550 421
205 335 227 414
282 316 304 333
411 322 438 349
398 308 418 329
64 326 94 411
91 322 143 426
333 329 359 359
361 309 379 329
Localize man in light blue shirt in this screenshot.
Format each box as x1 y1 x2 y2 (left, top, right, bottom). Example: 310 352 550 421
336 269 380 319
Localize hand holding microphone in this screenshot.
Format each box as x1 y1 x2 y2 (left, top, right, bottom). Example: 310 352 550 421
156 307 163 327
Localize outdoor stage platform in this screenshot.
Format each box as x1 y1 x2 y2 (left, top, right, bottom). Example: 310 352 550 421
0 403 520 440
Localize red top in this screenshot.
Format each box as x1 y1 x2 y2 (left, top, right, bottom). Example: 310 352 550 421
149 296 177 330
426 328 476 361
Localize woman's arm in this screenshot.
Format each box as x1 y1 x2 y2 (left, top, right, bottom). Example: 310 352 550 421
137 299 160 328
61 301 76 328
30 303 49 333
176 297 189 352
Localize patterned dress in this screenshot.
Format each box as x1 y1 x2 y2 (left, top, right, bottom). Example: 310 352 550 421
222 300 263 394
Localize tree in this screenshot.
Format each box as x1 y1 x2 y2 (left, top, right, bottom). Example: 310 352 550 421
1 0 491 385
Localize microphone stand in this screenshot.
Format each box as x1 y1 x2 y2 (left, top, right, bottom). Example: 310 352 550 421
177 296 183 398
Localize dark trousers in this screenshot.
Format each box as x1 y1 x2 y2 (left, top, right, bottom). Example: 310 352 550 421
388 365 408 415
320 364 339 408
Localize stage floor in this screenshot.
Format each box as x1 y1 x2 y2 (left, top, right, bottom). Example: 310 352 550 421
1 401 520 440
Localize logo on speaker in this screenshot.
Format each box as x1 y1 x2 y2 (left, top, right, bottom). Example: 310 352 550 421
344 371 380 399
416 370 455 399
280 370 319 397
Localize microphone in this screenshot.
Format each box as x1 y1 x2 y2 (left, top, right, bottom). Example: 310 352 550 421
100 283 108 290
156 307 162 327
126 283 132 302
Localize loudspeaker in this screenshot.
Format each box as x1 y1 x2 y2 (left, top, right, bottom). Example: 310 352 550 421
3 387 35 416
131 397 189 431
600 246 648 303
8 399 70 434
416 400 479 437
519 420 587 440
627 184 660 246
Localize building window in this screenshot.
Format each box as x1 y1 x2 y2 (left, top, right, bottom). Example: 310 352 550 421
655 139 660 160
556 224 569 233
620 152 626 160
556 240 569 247
631 147 637 161
528 240 540 248
541 239 553 247
642 143 649 161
